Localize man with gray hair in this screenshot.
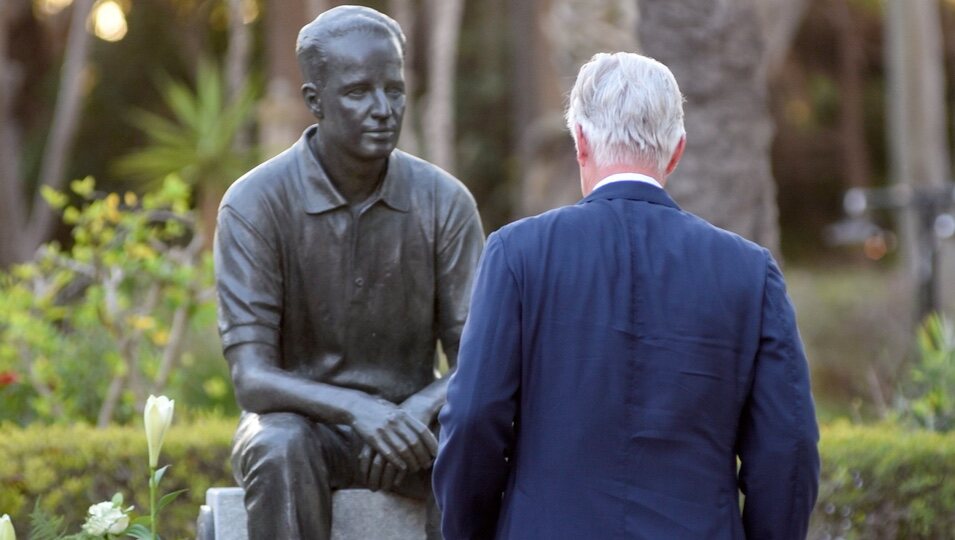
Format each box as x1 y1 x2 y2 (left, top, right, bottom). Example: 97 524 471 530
215 5 483 539
433 52 819 539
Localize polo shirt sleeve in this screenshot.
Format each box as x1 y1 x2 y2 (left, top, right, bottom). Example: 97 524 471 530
213 205 283 352
435 189 485 367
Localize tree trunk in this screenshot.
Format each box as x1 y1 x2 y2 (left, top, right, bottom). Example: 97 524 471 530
388 0 420 156
260 0 311 158
834 0 871 188
422 0 465 173
226 0 252 106
638 0 799 257
885 0 952 320
513 0 640 218
755 0 811 80
0 0 27 266
26 0 96 253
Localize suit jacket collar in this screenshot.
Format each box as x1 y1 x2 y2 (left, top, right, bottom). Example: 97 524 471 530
579 180 681 210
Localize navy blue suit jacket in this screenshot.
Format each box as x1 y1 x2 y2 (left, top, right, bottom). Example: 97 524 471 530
433 182 820 539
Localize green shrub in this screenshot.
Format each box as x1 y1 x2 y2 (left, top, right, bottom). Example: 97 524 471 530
895 313 955 432
812 421 955 539
5 419 955 539
0 416 236 539
0 176 219 426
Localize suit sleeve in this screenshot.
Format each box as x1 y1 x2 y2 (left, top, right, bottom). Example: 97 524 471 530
737 255 820 539
433 231 521 540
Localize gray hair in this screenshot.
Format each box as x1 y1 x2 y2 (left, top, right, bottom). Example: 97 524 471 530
296 5 406 86
565 52 685 171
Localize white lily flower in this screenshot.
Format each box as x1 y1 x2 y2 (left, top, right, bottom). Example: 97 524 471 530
0 514 15 540
82 501 129 536
144 394 175 468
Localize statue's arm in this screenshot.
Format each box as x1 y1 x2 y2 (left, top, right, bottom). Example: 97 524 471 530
402 191 485 425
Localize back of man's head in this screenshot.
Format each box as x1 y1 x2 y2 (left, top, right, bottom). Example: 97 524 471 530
565 53 685 172
296 5 406 86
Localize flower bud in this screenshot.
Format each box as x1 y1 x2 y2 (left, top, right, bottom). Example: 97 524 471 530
144 394 175 468
0 514 15 540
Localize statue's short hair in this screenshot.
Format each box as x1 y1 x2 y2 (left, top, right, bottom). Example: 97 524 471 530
296 5 406 87
565 53 685 171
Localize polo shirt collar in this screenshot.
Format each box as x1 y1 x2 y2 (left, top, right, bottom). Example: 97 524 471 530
298 126 411 214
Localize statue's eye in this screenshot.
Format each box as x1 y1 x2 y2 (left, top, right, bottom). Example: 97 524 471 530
346 88 367 97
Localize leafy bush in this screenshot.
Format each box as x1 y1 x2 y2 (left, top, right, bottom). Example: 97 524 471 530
0 417 236 539
4 419 955 539
0 176 219 426
811 421 955 539
895 313 955 432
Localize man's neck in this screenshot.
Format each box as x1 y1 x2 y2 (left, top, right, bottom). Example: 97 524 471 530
583 162 664 196
310 133 387 206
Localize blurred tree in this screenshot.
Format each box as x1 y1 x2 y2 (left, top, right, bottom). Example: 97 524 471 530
510 0 639 218
259 0 310 158
422 0 464 173
112 62 258 246
0 0 95 268
886 0 954 322
0 177 214 426
834 0 872 189
639 0 809 257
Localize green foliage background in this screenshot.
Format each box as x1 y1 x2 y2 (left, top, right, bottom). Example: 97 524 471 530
0 176 235 427
2 419 955 539
0 418 236 540
810 421 955 539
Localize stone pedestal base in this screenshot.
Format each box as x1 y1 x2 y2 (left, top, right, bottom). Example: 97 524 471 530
196 487 428 540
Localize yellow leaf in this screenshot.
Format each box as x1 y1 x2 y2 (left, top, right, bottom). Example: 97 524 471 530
41 186 68 210
70 176 96 197
151 329 169 346
129 315 156 331
105 193 121 222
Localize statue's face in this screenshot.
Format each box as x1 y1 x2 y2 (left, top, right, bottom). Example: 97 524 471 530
315 31 405 161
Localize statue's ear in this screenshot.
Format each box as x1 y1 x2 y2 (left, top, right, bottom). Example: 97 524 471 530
302 82 322 119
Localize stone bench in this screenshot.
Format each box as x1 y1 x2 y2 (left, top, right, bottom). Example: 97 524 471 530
196 487 429 540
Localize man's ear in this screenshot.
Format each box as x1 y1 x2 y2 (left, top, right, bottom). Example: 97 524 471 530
665 135 686 176
302 82 323 119
575 124 590 168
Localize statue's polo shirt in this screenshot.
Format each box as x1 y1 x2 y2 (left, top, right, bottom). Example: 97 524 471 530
214 126 484 403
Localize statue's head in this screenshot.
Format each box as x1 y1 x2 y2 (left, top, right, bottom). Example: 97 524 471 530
297 6 407 161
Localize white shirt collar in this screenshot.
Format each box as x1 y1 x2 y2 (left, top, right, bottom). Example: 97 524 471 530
592 173 663 193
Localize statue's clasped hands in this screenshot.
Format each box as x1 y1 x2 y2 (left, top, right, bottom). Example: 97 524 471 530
352 397 438 491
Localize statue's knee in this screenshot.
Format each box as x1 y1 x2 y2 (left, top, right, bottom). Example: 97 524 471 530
239 412 315 469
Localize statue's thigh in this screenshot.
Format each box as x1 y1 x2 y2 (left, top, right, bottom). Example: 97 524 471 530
231 411 360 488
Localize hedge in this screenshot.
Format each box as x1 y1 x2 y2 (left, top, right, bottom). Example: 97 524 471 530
2 419 955 539
810 421 955 539
0 417 236 539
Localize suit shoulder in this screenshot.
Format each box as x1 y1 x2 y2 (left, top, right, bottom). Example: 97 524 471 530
494 202 590 242
687 211 769 255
